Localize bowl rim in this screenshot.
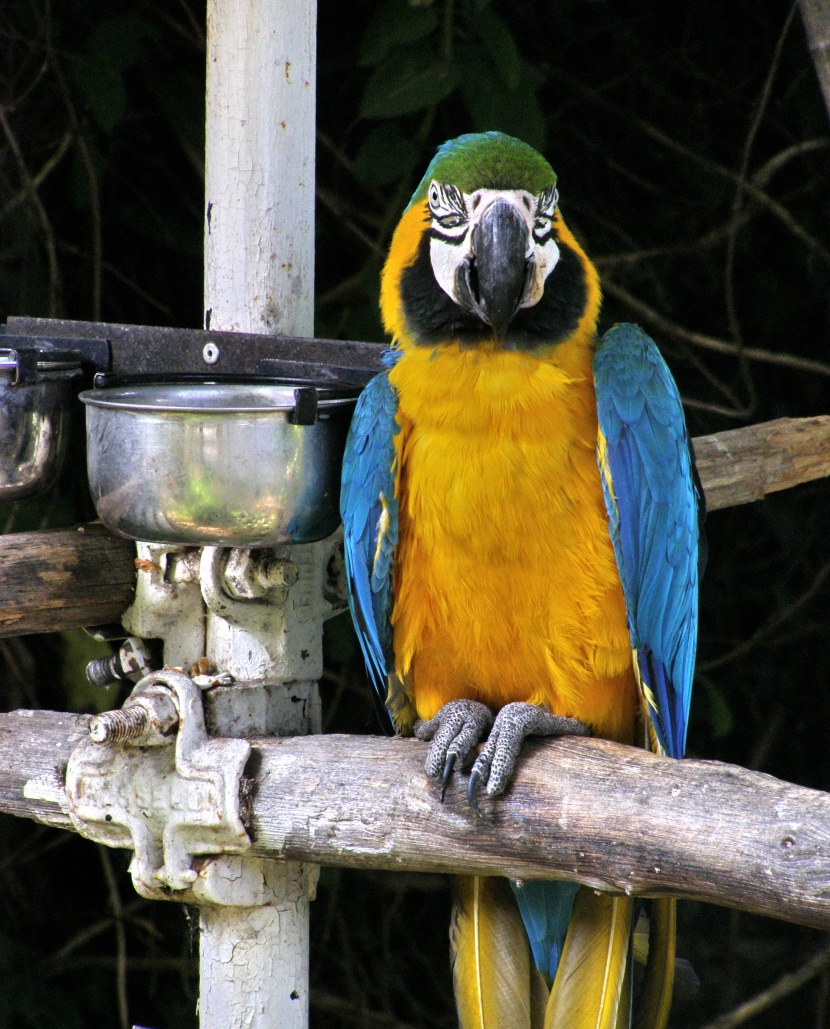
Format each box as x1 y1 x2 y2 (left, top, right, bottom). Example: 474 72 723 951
78 382 358 414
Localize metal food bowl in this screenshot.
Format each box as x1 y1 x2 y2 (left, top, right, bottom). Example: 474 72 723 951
80 382 358 546
0 347 80 501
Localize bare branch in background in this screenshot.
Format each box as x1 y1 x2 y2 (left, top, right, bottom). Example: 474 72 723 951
697 553 830 672
46 44 103 320
0 129 73 222
698 940 830 1029
0 104 61 315
603 279 830 381
98 846 130 1029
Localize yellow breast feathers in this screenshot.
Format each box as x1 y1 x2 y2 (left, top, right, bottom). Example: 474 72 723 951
388 338 637 745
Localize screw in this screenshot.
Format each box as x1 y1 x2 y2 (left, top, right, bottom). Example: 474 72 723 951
256 558 299 589
86 653 126 689
202 342 220 365
85 637 153 688
89 706 149 743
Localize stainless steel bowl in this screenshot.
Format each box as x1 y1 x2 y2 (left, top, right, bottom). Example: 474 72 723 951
0 348 78 501
80 382 358 546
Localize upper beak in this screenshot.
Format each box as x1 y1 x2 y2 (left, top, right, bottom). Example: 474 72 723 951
454 198 530 341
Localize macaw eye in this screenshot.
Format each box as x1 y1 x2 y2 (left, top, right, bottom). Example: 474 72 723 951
437 213 465 229
428 181 467 217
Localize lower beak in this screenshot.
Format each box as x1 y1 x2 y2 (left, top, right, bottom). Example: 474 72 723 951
454 198 530 341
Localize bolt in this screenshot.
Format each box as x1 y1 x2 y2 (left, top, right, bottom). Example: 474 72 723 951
88 686 179 745
256 558 299 589
202 342 220 365
324 546 347 605
85 637 154 688
89 706 149 743
86 653 126 689
221 550 297 600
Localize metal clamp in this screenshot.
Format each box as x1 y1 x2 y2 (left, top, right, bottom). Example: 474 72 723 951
66 669 251 899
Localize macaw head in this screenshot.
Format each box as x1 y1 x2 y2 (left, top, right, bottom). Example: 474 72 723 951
381 132 600 352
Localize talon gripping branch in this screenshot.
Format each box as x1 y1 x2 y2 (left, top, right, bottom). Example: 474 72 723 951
341 132 704 1029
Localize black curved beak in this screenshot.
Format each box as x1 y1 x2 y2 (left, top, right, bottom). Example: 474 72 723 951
455 198 530 341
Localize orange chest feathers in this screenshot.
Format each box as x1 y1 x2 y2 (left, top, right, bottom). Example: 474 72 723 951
387 340 637 744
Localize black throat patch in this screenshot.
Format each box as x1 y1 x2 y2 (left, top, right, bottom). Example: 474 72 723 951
399 226 588 351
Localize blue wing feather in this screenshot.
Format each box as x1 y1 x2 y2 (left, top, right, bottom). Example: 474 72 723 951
340 371 400 731
513 325 701 984
594 323 702 759
511 879 580 983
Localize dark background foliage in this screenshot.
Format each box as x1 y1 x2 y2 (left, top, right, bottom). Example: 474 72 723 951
1 0 830 1026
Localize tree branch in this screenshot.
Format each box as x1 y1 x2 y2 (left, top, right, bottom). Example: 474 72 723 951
603 279 830 380
692 415 830 510
698 940 830 1029
0 523 136 638
0 102 62 315
3 711 830 929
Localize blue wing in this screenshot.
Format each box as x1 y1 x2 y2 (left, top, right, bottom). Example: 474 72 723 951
511 879 580 983
594 323 704 759
340 371 400 732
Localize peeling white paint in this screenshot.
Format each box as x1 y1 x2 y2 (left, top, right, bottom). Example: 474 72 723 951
23 771 70 812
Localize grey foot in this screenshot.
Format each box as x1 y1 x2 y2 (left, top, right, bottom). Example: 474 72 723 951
414 700 494 800
468 703 591 815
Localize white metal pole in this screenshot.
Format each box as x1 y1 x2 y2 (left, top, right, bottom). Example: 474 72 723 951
201 2 318 1027
205 0 316 338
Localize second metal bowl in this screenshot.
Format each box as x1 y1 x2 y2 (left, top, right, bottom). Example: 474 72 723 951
0 347 80 501
80 382 358 546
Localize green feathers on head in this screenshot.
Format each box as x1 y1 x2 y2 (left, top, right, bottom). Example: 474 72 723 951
407 132 557 209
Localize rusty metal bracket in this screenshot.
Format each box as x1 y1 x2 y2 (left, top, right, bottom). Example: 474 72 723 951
65 669 251 899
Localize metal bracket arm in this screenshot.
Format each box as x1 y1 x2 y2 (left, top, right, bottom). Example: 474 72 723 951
65 669 251 898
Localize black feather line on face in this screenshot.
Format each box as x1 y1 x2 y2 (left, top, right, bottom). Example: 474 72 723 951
399 225 588 351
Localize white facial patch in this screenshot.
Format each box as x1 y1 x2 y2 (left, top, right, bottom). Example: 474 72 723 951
426 181 561 309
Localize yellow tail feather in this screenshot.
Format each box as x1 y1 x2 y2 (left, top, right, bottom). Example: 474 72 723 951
634 898 676 1029
544 888 634 1029
451 875 546 1029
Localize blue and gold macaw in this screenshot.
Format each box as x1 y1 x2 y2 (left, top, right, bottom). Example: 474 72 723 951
341 132 703 1029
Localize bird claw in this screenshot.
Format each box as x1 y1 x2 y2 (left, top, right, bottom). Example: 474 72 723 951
414 700 494 801
440 751 457 802
467 702 591 813
466 764 487 817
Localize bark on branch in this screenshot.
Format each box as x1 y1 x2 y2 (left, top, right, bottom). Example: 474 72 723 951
0 522 136 638
3 710 830 930
693 415 830 511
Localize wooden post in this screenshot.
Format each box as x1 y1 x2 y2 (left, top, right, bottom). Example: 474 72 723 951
201 2 318 1027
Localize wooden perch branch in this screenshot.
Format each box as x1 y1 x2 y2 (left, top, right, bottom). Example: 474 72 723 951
3 710 830 930
693 415 830 511
0 522 136 637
